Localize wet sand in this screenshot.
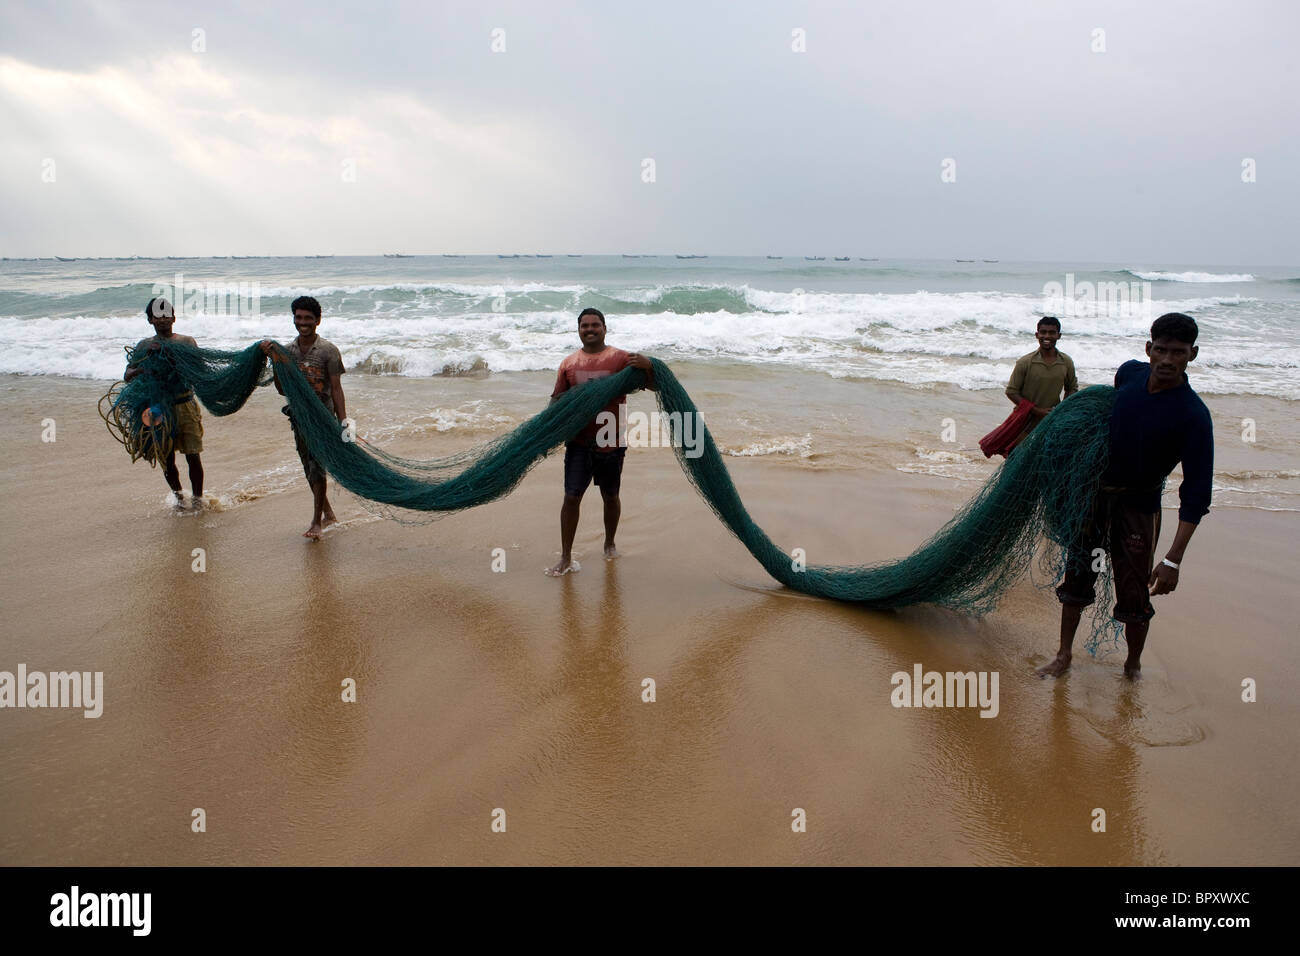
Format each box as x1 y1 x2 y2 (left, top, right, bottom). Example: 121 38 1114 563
1 373 1297 865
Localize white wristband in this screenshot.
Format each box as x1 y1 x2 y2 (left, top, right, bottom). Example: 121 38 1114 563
1161 558 1180 571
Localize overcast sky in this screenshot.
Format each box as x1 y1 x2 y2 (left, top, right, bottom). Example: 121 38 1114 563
1 0 1296 263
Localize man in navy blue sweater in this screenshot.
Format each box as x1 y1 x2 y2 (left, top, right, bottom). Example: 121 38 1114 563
1038 313 1214 681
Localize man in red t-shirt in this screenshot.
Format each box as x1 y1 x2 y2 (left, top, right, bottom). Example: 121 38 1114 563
545 308 655 576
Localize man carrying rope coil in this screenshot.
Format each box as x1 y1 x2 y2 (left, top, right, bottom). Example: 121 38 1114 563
123 297 205 508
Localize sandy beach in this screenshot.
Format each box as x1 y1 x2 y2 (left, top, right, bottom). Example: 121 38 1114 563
1 369 1296 866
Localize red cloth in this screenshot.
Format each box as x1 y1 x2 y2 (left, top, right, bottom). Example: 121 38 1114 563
979 399 1035 459
551 346 631 444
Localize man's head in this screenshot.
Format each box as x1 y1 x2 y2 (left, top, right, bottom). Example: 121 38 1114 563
578 307 606 349
145 297 176 335
292 295 322 338
1036 316 1061 352
1146 312 1199 387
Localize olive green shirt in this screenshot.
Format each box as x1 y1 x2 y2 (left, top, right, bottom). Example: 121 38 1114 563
1005 350 1078 427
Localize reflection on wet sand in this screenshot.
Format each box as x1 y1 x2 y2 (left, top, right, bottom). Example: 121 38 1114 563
2 375 1295 865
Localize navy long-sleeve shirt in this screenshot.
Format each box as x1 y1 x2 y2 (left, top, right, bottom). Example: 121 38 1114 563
1103 360 1214 524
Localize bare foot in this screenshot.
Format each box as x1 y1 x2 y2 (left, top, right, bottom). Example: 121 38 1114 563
1037 653 1072 678
321 513 338 530
1124 663 1142 681
303 523 323 540
604 543 618 560
544 558 580 577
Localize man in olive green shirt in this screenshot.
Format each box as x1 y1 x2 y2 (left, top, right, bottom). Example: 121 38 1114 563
1005 316 1078 445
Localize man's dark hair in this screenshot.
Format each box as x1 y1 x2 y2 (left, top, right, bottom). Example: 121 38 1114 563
144 297 171 320
1150 312 1198 344
291 295 322 319
1037 315 1061 332
577 307 606 327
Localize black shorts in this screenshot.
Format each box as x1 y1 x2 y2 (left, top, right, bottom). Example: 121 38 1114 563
564 443 626 498
1056 490 1161 624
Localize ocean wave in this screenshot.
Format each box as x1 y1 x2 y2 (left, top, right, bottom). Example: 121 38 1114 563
912 448 970 464
0 278 1263 329
1214 468 1300 481
2 310 1296 399
277 280 588 298
721 435 814 458
583 284 756 314
895 446 989 482
1127 270 1255 283
0 277 1293 398
363 404 515 440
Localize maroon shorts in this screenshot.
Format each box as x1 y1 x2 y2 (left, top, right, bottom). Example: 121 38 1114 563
1055 490 1161 625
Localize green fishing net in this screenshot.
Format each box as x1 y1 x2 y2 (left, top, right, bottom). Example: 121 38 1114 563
102 341 1121 650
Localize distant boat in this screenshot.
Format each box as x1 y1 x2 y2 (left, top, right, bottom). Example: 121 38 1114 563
55 256 76 261
955 258 975 263
306 254 333 259
232 255 251 259
441 254 465 258
385 253 414 258
834 256 850 261
622 254 642 258
858 258 878 261
498 254 521 259
805 256 825 261
676 254 707 259
535 254 552 258
983 259 998 263
766 255 784 259
167 256 198 260
566 254 582 258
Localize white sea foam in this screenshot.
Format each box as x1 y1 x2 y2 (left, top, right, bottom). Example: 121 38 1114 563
363 405 514 439
1130 271 1255 283
0 278 1293 398
913 449 970 464
721 435 814 458
251 280 590 297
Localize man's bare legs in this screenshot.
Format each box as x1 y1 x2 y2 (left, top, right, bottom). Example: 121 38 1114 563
1121 620 1148 680
162 455 205 509
546 494 583 575
305 476 338 539
1038 603 1148 680
162 452 184 504
1037 604 1083 678
184 453 204 504
162 451 204 506
602 491 620 559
